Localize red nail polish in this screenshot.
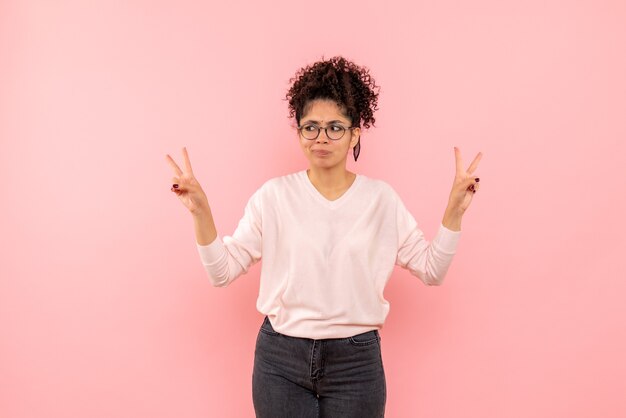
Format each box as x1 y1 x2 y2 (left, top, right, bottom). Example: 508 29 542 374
173 184 179 188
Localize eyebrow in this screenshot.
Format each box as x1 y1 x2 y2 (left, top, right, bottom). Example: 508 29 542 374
301 119 347 124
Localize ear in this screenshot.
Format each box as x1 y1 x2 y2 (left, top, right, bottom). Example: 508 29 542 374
350 127 361 148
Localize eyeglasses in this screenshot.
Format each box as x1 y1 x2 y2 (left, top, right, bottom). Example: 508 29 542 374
297 123 355 140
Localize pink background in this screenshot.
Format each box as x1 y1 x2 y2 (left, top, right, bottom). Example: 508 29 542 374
1 0 625 417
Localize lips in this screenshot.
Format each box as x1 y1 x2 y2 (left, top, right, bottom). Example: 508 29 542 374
312 150 331 156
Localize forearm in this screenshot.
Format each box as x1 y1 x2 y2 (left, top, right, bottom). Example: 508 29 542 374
193 208 218 245
441 205 463 232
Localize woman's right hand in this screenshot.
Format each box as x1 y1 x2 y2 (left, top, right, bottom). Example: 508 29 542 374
165 147 210 215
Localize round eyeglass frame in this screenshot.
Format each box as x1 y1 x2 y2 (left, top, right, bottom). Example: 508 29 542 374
297 124 355 140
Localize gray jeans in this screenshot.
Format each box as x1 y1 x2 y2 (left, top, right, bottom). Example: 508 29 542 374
252 316 386 417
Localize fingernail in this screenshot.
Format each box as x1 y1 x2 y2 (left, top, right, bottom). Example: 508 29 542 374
475 178 480 182
173 184 179 188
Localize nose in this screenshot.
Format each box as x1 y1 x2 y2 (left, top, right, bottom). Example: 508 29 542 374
316 128 330 143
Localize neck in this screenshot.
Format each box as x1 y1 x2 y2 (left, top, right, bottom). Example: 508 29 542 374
306 165 355 192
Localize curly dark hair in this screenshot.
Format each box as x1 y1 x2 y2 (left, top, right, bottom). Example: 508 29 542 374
284 55 381 161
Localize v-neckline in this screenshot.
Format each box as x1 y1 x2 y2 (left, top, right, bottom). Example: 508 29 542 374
301 169 361 209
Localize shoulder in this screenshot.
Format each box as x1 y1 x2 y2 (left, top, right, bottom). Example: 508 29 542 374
265 170 303 187
249 170 304 199
357 174 401 199
258 170 303 191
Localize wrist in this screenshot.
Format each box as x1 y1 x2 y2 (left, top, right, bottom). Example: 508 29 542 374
442 206 463 231
191 202 212 218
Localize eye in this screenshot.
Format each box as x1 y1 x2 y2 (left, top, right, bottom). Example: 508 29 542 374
330 125 344 132
302 124 317 131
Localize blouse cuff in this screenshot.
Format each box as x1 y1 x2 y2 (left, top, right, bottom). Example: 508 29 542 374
432 222 462 254
196 235 226 265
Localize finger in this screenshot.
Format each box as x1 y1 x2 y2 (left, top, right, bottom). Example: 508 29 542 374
464 177 479 190
171 177 181 190
454 147 464 175
468 182 480 193
165 154 183 177
467 152 483 175
182 146 194 174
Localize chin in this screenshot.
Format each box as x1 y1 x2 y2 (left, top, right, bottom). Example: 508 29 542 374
309 156 334 165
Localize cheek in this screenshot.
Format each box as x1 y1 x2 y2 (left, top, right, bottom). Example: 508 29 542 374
299 142 313 154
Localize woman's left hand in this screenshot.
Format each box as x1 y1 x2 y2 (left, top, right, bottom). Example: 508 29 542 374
447 147 482 214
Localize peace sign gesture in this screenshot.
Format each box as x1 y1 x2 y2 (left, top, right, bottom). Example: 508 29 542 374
165 147 210 215
447 147 483 214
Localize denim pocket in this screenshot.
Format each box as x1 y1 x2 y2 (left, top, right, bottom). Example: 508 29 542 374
259 316 280 336
348 330 380 346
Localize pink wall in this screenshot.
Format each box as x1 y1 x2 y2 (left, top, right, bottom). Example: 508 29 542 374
1 0 625 417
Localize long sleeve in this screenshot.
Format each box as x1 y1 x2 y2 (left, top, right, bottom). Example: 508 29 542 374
195 186 263 287
394 191 462 286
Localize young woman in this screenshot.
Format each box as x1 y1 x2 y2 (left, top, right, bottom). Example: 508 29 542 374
166 56 482 418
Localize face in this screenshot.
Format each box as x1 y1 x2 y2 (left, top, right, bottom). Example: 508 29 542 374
297 99 361 169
